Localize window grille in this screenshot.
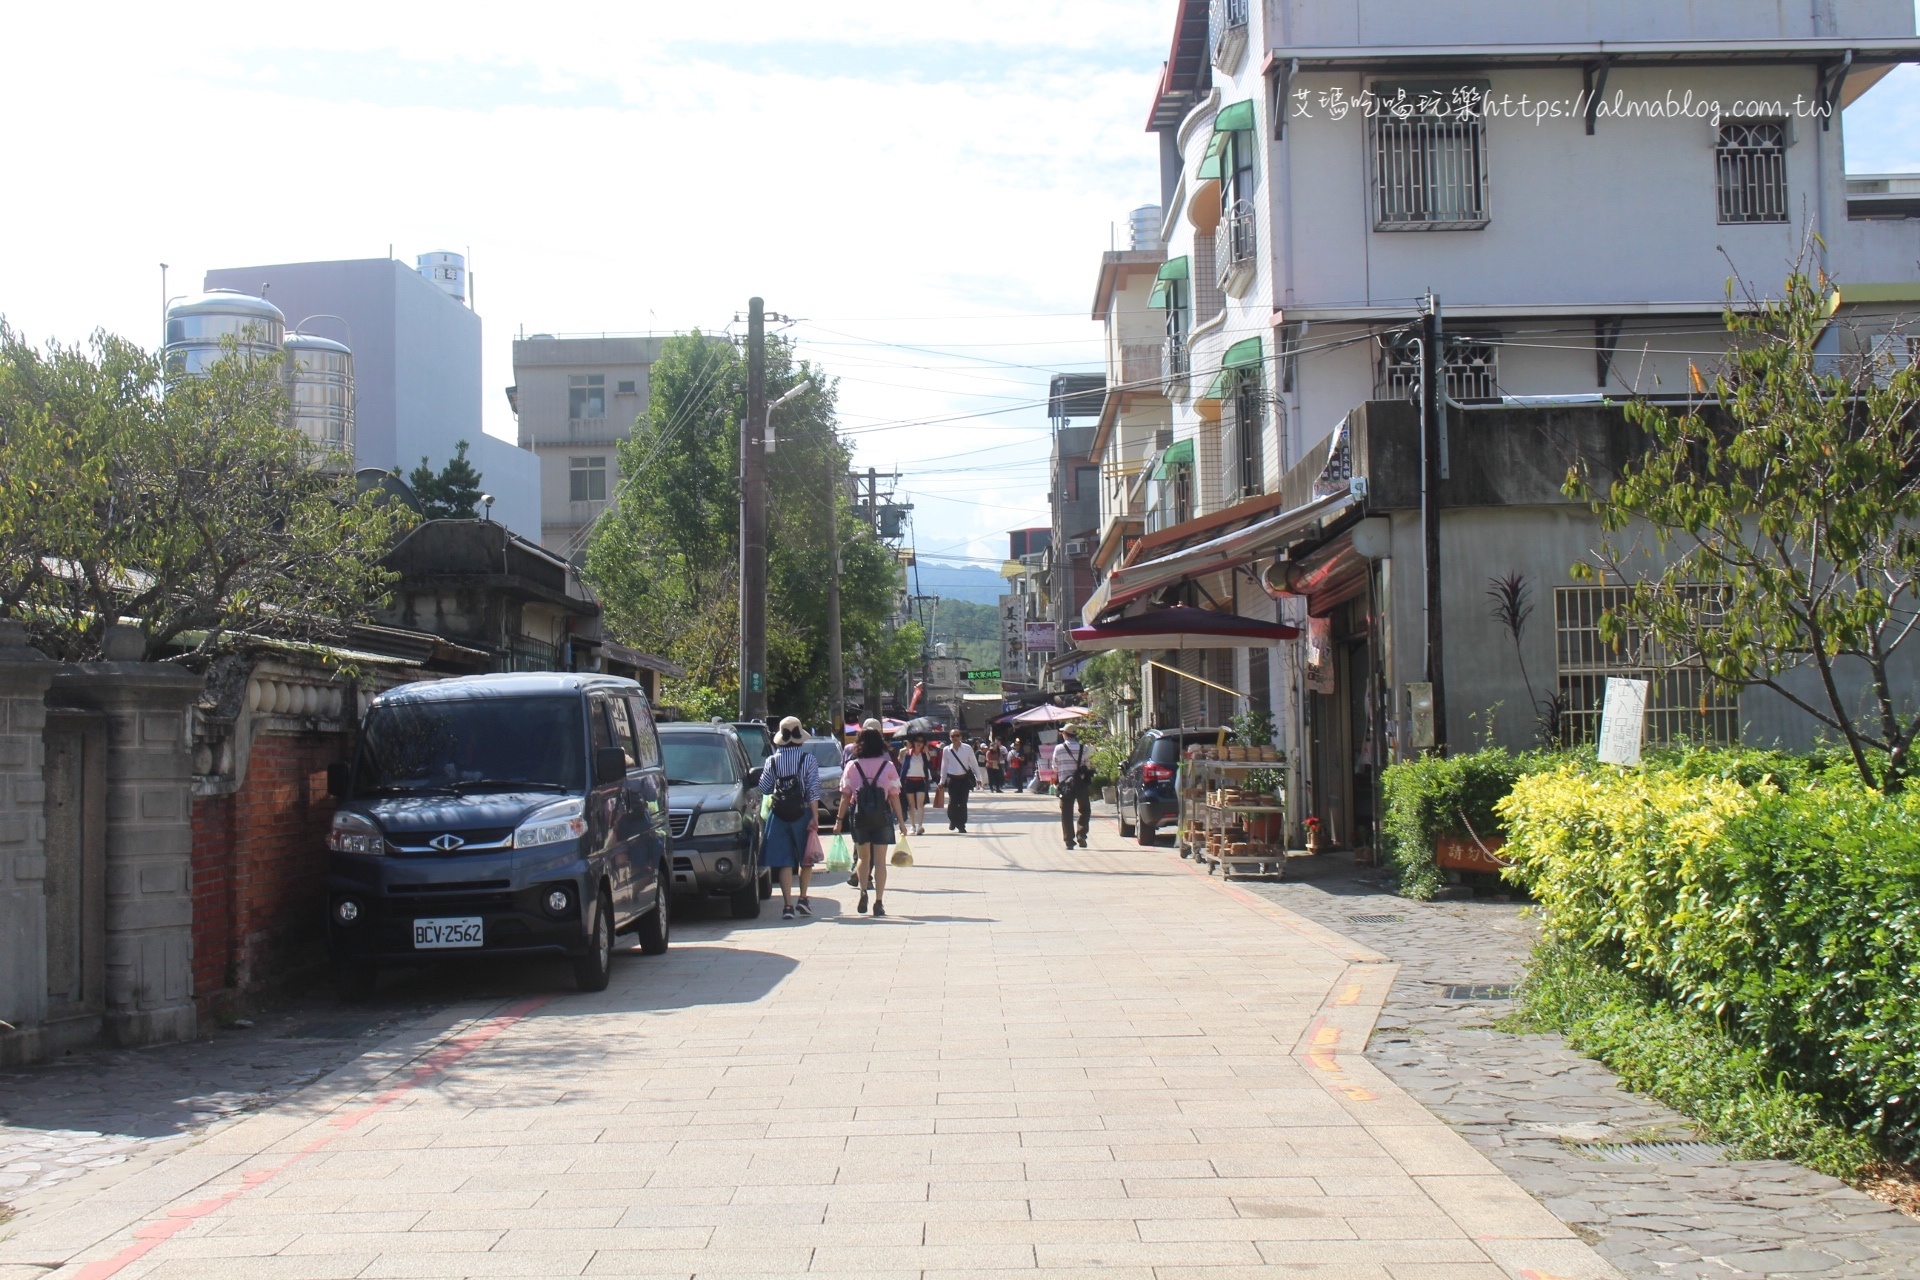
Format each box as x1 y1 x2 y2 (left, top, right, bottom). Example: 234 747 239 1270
1378 334 1499 402
1222 373 1266 501
1554 586 1739 746
1716 121 1788 224
1373 91 1489 229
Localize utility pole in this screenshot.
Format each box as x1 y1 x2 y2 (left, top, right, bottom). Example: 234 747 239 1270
827 464 844 740
1418 293 1449 752
739 298 768 721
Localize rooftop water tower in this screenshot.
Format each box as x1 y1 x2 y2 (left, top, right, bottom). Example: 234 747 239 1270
1128 204 1162 251
163 290 285 375
284 331 355 466
416 251 467 305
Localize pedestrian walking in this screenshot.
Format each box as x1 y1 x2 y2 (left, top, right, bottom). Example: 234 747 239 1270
759 716 820 919
985 740 1005 792
843 717 884 764
835 727 906 917
938 728 981 833
1051 723 1094 849
899 735 933 835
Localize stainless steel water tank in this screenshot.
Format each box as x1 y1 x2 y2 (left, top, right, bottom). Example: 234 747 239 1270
416 251 467 304
284 332 355 465
164 290 285 375
1129 204 1163 251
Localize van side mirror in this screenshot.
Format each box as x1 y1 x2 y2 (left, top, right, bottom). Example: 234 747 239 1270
325 761 351 799
593 747 627 787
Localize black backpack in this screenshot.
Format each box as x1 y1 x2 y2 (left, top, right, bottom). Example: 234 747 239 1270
852 759 888 818
1063 744 1094 796
769 753 809 822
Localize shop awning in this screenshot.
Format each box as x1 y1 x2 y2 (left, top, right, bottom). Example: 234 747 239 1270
1151 438 1194 480
1086 483 1360 623
1072 606 1298 652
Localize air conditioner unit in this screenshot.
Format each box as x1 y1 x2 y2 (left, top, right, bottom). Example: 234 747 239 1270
1065 539 1091 557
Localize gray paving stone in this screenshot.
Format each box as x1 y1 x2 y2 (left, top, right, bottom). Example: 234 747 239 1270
1239 851 1920 1280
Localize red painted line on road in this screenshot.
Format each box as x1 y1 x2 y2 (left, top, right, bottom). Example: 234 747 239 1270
71 996 550 1280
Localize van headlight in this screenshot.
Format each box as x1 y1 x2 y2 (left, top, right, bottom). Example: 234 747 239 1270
327 811 384 855
514 798 588 849
692 810 743 836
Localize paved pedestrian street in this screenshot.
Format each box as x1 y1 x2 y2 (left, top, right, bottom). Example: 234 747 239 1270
0 792 1615 1280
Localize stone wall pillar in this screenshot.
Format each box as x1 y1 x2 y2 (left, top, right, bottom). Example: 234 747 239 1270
0 621 56 1064
50 640 204 1048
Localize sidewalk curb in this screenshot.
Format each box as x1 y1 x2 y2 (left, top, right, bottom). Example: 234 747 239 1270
0 994 548 1273
1165 851 1390 965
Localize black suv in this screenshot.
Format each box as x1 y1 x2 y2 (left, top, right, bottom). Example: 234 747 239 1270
1115 726 1228 845
660 723 767 917
325 673 671 995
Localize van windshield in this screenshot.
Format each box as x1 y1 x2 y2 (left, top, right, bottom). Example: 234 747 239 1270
354 695 584 796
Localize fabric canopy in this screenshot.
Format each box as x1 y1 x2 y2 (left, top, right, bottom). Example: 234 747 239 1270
1009 704 1091 725
1151 438 1194 480
1071 607 1299 653
1214 99 1256 133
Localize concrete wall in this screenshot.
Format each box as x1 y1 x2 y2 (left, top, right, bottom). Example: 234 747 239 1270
0 625 56 1062
204 259 541 539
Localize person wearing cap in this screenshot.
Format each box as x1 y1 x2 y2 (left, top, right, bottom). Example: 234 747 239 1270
758 716 819 919
842 717 884 764
1051 723 1094 849
938 727 981 833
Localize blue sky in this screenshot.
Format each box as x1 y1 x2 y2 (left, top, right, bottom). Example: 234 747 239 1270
1 2 1915 565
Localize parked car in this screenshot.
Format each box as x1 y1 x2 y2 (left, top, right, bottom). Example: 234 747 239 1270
730 720 771 766
660 723 767 918
1115 726 1227 846
324 673 671 997
800 736 845 823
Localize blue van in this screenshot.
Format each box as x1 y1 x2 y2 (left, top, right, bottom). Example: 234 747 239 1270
324 673 671 995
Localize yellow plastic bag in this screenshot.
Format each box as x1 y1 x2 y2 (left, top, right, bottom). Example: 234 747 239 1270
891 834 914 868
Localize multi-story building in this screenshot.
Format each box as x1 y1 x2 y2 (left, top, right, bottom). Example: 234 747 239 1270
1043 375 1104 687
1080 0 1920 851
999 528 1052 690
508 335 666 560
202 256 542 538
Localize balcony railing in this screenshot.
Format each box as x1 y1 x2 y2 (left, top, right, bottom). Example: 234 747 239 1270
1163 334 1190 391
507 635 564 672
1218 200 1257 295
1210 0 1248 70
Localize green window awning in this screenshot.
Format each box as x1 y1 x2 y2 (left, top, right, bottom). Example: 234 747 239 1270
1149 257 1188 308
1156 256 1189 281
1202 338 1264 400
1214 99 1256 134
1149 280 1170 307
1152 438 1194 480
1198 130 1230 181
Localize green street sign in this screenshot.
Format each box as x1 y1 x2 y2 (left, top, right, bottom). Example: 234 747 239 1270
964 668 1001 681
747 671 764 693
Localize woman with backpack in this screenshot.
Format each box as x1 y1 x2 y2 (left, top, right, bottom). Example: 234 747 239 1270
834 727 905 917
898 736 933 836
759 716 820 919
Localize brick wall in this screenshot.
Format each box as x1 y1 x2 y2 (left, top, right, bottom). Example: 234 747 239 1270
192 729 351 1014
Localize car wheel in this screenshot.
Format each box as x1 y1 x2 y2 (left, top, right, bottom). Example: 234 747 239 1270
333 963 378 1002
1136 811 1157 846
730 856 762 919
573 889 614 993
1117 794 1137 838
637 870 671 955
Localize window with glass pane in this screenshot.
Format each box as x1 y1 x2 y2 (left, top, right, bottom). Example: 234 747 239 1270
570 456 607 502
1716 120 1788 224
1372 83 1490 229
568 374 606 419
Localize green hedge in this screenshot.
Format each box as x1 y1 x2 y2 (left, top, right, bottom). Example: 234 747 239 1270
1379 748 1542 898
1499 753 1920 1159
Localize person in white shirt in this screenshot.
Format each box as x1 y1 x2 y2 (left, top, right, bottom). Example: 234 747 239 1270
1051 723 1094 849
937 728 980 833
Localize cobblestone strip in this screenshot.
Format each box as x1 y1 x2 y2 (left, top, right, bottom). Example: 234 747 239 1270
1237 853 1920 1279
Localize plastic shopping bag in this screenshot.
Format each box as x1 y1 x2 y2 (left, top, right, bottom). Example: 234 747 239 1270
804 825 825 866
825 833 854 872
891 834 914 868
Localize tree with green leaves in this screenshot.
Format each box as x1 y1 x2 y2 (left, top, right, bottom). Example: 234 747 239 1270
1571 263 1920 789
407 440 485 519
0 321 414 662
586 332 908 723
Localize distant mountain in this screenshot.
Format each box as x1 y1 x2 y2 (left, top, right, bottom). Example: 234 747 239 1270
908 563 1008 605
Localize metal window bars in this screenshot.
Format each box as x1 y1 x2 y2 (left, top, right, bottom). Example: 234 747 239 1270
1716 121 1789 224
1374 111 1490 229
1217 199 1258 291
1377 334 1500 402
1554 585 1740 746
1210 0 1248 68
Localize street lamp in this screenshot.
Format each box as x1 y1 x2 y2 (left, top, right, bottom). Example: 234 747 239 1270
765 379 812 453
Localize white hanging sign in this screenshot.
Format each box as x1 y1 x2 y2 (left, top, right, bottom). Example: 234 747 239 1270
1596 677 1649 766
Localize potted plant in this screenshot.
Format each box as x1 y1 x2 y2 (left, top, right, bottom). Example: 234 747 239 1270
1303 814 1323 853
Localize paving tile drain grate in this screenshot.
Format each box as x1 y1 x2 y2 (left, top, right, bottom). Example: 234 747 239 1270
1577 1140 1727 1164
1439 983 1514 1000
1347 913 1402 924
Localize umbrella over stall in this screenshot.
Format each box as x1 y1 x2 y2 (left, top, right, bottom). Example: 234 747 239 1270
1070 606 1298 652
1007 704 1092 726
